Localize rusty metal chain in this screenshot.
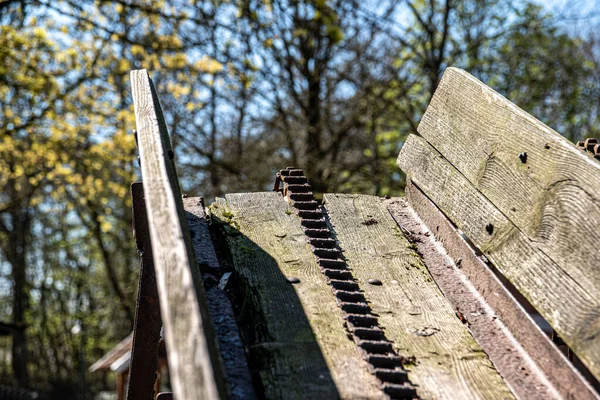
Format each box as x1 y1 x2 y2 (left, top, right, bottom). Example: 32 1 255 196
274 167 417 399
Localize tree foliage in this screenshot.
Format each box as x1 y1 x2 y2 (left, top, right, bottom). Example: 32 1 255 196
0 0 598 396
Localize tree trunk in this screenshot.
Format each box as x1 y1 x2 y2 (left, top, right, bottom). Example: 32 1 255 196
9 208 30 387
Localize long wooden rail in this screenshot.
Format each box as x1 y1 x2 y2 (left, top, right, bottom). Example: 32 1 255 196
130 69 229 399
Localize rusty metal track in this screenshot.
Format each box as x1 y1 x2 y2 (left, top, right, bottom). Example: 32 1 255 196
274 167 417 399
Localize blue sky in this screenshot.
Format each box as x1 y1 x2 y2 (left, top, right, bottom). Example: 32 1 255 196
535 0 600 34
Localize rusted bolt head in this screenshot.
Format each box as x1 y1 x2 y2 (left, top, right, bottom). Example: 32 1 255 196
368 278 382 286
287 277 300 284
485 223 494 235
518 152 527 163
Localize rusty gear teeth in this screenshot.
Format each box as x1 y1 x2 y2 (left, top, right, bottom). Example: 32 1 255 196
274 167 418 399
576 138 600 160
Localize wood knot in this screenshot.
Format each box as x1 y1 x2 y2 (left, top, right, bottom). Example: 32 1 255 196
518 152 527 163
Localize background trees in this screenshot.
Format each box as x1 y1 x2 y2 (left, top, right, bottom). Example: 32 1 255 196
1 0 599 396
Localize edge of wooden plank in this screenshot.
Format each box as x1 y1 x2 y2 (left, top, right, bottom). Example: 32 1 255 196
131 69 229 399
183 197 256 400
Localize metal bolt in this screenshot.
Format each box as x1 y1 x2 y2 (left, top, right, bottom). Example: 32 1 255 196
182 193 188 198
485 223 494 235
518 152 527 163
544 143 550 150
287 277 300 284
368 278 382 286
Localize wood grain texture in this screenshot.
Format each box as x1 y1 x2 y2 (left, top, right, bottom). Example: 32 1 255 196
417 68 600 329
131 69 229 400
401 183 600 400
323 193 514 400
214 192 383 399
397 134 600 381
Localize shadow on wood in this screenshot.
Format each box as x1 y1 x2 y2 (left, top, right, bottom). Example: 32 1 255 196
209 209 340 399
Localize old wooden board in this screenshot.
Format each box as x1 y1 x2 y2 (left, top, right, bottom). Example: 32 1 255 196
127 182 163 400
323 193 514 400
417 68 600 368
131 69 229 399
183 197 256 400
397 134 600 381
212 192 383 399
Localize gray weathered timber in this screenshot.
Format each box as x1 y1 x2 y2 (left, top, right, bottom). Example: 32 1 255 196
131 69 229 400
418 68 600 334
127 182 162 400
397 134 600 381
213 192 383 399
401 181 600 400
323 193 514 400
183 197 256 400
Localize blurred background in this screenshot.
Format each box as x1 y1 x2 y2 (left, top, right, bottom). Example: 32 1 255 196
0 0 599 398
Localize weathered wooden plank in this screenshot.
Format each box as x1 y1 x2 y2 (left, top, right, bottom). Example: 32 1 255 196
323 193 514 400
127 182 163 400
183 197 256 400
397 134 600 380
131 69 229 399
213 192 383 399
417 67 600 324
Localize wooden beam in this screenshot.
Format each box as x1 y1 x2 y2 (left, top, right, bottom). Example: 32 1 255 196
213 192 383 399
417 67 600 328
131 69 229 399
323 193 514 400
397 134 600 380
127 182 162 400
